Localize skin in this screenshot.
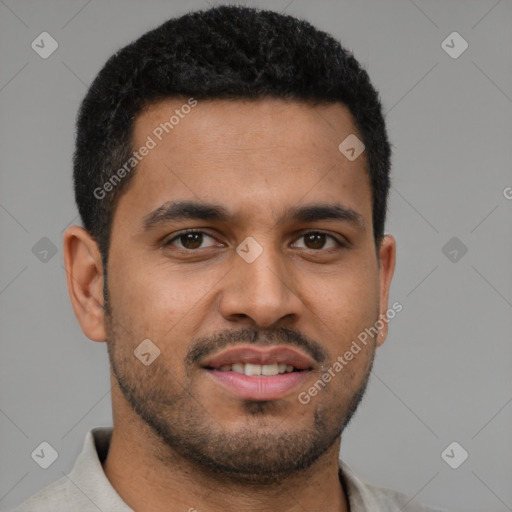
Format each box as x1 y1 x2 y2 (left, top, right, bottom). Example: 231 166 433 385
64 98 396 512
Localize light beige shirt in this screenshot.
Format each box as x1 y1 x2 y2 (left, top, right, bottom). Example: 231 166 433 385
13 427 446 512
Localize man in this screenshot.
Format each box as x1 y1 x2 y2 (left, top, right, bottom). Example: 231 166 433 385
14 5 445 512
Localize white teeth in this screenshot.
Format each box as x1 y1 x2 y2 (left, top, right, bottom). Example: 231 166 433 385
244 363 261 376
232 363 244 374
215 363 297 375
261 363 279 376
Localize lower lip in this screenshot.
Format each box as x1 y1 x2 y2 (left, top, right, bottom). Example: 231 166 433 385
205 369 309 401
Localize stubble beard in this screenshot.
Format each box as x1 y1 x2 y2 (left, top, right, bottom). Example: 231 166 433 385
103 295 374 485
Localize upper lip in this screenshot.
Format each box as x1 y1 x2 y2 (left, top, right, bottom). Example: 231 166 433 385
201 346 315 370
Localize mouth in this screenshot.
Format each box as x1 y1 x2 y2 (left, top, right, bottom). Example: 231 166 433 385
206 362 300 375
201 346 315 401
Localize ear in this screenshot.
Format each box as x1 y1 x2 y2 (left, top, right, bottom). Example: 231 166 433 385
376 234 396 347
63 225 107 342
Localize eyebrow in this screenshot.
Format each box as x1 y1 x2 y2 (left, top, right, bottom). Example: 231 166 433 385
142 200 365 232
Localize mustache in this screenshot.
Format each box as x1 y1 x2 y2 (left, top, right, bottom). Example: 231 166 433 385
185 326 328 366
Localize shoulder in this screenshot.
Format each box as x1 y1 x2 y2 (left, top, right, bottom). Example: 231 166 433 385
340 461 448 512
11 475 78 512
11 427 129 512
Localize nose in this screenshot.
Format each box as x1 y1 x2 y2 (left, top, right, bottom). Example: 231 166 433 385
219 238 303 328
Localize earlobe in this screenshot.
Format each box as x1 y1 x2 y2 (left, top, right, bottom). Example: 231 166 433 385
63 225 107 342
376 234 397 346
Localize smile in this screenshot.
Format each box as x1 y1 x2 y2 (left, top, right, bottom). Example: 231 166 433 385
201 346 314 401
214 362 297 376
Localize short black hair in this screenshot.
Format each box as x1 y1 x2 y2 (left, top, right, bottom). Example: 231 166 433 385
73 4 391 268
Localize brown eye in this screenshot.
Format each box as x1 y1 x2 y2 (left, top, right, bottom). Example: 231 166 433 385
304 233 326 249
179 232 203 249
166 230 217 250
292 231 343 251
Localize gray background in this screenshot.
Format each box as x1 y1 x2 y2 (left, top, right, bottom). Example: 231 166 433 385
1 0 511 510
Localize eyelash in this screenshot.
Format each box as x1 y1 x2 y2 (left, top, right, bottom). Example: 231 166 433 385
164 229 347 251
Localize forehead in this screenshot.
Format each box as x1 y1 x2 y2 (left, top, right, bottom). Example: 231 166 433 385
116 97 372 229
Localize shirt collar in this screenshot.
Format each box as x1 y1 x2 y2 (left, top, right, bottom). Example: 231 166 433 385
68 427 132 511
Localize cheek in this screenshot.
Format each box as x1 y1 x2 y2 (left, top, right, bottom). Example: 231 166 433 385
107 254 219 338
307 260 379 333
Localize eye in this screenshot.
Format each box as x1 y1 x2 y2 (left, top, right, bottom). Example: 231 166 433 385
165 229 220 250
292 231 345 251
164 229 345 252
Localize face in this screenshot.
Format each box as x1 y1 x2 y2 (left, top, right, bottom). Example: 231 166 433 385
102 98 395 483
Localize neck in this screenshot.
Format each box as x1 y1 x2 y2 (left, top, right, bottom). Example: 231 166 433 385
103 384 349 512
